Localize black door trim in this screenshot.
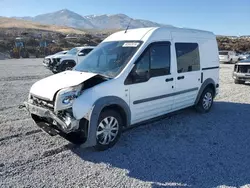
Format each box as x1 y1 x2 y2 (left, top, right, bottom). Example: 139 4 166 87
133 87 199 105
202 66 219 70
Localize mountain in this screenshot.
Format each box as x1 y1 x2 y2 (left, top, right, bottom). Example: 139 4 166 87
16 9 95 29
0 16 87 34
14 9 169 30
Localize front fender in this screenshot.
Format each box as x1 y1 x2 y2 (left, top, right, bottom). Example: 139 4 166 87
72 88 98 120
73 95 131 148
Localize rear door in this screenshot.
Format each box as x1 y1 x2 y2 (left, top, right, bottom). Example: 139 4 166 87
126 42 175 124
173 42 201 110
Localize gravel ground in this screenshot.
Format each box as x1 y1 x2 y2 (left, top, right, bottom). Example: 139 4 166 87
0 59 250 188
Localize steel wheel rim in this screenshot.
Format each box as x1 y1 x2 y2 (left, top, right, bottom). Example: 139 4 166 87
202 92 213 110
96 116 119 145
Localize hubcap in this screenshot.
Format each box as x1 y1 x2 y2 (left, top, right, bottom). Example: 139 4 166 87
96 116 119 145
203 92 213 110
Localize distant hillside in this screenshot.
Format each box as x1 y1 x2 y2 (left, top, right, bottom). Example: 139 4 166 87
0 16 86 34
14 9 169 30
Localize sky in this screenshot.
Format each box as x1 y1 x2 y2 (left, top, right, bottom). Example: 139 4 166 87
0 0 249 36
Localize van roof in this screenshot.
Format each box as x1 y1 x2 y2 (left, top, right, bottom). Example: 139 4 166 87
104 27 215 42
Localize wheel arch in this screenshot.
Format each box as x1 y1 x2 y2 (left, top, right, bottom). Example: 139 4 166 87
79 96 131 148
195 78 216 105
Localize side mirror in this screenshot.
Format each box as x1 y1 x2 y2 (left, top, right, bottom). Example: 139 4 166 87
78 52 85 56
131 68 149 83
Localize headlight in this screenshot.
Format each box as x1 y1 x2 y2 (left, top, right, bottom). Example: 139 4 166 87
54 84 83 111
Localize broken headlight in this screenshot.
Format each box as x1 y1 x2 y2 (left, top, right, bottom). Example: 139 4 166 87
54 84 83 111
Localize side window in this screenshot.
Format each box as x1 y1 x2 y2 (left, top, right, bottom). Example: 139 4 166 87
125 42 171 85
81 48 93 55
175 43 200 73
136 50 150 75
150 43 171 77
128 49 150 84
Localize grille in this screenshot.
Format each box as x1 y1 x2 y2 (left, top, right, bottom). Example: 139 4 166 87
31 95 54 110
236 65 250 73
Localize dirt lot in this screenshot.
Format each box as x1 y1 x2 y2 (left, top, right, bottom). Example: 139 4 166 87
0 59 250 188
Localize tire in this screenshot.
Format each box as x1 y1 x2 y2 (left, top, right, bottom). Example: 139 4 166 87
59 61 75 72
234 79 245 84
195 87 214 113
229 59 233 64
94 109 122 151
51 69 58 74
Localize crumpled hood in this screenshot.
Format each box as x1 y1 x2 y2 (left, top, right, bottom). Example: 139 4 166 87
30 71 97 101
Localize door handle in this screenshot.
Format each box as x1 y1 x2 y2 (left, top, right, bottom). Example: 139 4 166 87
177 76 185 80
165 78 174 82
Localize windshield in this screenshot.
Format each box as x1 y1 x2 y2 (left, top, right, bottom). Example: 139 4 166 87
67 48 79 55
74 41 142 78
219 51 228 55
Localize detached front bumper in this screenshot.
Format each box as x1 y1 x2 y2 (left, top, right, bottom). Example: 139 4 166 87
233 72 250 81
24 102 79 134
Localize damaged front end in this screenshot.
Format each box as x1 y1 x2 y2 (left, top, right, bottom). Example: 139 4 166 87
23 91 88 144
21 73 108 145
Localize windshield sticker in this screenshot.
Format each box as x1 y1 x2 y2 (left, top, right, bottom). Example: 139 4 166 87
122 42 140 47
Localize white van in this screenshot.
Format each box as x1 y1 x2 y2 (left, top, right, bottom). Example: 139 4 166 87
23 27 219 151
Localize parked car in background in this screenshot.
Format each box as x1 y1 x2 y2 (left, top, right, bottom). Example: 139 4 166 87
238 53 250 60
219 51 239 63
23 27 219 151
233 56 250 84
43 46 95 73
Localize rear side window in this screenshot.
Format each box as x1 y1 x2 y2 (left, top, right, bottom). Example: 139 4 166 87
175 43 200 73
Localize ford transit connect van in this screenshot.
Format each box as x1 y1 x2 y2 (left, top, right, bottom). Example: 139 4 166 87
23 27 219 151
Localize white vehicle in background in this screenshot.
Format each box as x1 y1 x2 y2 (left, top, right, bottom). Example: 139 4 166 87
219 51 239 63
22 27 219 151
44 47 95 73
238 53 250 60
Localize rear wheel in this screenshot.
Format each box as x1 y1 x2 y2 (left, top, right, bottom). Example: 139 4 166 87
234 79 245 84
195 87 214 113
94 110 122 151
229 59 233 64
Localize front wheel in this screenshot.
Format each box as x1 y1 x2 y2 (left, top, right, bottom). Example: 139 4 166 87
94 110 122 151
195 87 214 113
59 61 75 72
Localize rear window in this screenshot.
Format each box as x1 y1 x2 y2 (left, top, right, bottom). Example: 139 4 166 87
219 52 228 55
